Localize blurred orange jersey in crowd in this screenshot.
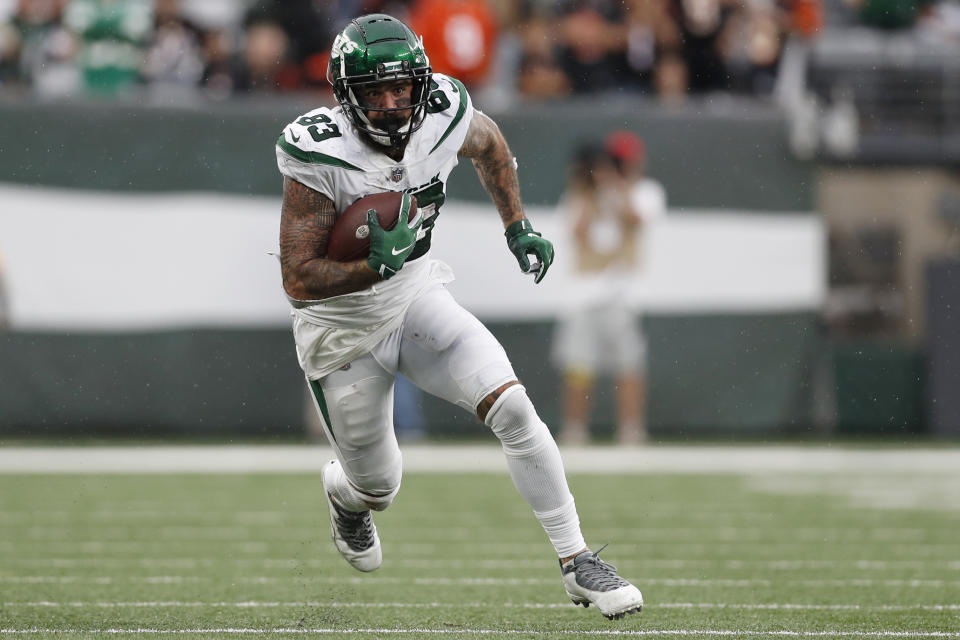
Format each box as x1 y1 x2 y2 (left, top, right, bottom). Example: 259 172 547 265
409 0 498 88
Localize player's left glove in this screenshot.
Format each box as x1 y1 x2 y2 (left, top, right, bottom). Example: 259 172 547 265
505 219 554 284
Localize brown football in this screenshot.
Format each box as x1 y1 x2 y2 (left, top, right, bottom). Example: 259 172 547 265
326 191 418 262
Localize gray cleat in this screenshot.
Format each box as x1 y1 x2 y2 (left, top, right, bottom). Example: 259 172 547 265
322 462 382 572
561 546 643 620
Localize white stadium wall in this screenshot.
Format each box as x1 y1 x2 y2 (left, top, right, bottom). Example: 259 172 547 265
0 185 824 331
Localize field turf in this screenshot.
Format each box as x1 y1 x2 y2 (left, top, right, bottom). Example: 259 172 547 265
1 451 959 638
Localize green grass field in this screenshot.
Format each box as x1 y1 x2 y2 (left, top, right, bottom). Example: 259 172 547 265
2 452 959 639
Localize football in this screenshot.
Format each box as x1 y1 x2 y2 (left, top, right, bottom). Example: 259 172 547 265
326 191 418 262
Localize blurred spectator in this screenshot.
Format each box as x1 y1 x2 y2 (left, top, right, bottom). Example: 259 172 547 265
230 14 298 93
198 27 234 98
409 0 498 90
786 0 823 37
0 0 78 96
552 134 665 446
555 0 631 94
0 0 898 103
608 130 667 233
623 0 680 92
720 0 786 95
654 50 688 102
669 0 733 93
917 0 960 42
143 0 205 92
244 0 335 89
515 9 571 98
62 0 153 96
0 21 12 84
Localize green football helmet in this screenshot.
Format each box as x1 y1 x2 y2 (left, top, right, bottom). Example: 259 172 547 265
327 14 432 148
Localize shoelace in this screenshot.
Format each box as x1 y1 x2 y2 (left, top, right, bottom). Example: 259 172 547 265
575 544 630 590
333 503 375 550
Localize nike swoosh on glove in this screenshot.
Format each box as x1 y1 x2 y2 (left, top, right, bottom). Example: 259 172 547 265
366 193 423 280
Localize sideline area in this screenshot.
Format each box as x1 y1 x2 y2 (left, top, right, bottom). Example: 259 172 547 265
1 444 958 474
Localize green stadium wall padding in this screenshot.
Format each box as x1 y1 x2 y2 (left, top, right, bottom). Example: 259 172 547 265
831 340 926 435
0 315 834 439
0 97 813 210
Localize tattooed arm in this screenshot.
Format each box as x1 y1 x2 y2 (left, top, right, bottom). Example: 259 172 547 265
279 176 379 301
458 111 526 228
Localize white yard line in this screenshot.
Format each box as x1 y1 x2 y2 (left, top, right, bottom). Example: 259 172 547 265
1 445 959 474
2 576 958 587
9 541 957 555
6 558 955 571
3 602 959 612
8 525 945 542
2 627 960 637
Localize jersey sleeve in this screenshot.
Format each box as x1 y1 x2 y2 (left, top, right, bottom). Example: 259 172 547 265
426 73 475 156
275 107 357 201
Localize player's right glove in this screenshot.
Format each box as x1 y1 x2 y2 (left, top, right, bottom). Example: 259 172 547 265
505 219 554 284
366 193 423 280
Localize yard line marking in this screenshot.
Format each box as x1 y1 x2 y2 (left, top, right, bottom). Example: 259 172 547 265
2 628 960 637
388 542 960 553
654 603 960 611
3 602 960 612
5 557 954 572
0 577 201 584
3 557 956 572
8 525 950 542
241 577 960 588
4 576 960 587
8 541 959 555
15 526 307 540
6 508 937 523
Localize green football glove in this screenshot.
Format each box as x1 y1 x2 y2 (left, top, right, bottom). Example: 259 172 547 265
505 219 554 284
366 193 423 280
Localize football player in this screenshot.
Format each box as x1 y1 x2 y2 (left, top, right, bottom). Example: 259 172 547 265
275 13 643 620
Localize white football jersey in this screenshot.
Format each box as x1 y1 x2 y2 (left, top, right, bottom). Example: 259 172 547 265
274 73 475 379
276 73 474 262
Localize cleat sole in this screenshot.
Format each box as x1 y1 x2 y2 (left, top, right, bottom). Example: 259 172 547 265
567 593 590 608
603 604 643 620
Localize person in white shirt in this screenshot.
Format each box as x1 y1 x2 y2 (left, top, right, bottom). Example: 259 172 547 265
553 132 666 446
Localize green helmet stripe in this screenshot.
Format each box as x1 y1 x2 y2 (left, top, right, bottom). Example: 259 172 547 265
429 77 469 155
277 136 363 171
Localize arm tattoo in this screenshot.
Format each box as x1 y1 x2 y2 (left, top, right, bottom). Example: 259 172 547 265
460 112 525 228
279 177 378 300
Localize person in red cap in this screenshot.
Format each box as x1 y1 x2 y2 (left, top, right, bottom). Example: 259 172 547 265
552 132 666 445
604 132 667 235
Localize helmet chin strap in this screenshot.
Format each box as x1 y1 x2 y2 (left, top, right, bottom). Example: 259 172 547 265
357 109 418 148
367 121 409 147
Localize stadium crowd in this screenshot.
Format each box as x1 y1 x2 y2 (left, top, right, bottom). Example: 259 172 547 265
0 0 833 103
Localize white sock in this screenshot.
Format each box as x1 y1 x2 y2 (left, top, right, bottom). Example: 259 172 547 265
535 498 585 559
485 385 587 557
325 460 398 513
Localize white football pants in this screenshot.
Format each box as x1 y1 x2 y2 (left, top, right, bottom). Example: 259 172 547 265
308 284 587 558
